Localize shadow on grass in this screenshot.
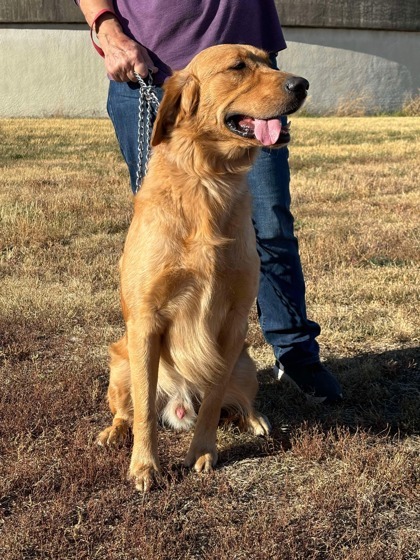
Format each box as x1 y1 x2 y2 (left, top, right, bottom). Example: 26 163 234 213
215 346 420 467
233 346 418 452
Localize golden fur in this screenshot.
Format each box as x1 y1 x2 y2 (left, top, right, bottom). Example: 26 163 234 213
97 44 307 491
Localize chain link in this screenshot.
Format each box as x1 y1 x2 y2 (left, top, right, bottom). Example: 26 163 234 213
134 71 161 193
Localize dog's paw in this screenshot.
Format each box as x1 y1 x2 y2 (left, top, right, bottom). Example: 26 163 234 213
97 421 129 447
184 446 218 473
128 462 160 492
248 411 271 436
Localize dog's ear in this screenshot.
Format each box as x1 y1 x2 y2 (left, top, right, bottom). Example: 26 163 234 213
151 71 200 146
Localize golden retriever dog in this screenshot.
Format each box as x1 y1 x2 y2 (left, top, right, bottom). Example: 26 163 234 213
97 44 309 491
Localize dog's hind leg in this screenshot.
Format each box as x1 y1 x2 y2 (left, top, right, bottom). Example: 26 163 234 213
223 348 271 436
97 336 132 447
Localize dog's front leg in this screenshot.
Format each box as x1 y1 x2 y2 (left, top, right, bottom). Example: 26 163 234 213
184 315 247 473
127 323 161 492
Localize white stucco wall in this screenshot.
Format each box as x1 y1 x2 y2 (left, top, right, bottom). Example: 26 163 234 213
279 27 420 114
0 24 419 117
0 25 108 117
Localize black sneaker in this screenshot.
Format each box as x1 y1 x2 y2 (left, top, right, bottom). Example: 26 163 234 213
273 360 343 404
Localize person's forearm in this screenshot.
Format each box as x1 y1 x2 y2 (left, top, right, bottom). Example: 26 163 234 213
78 0 122 36
77 0 157 81
79 0 115 27
79 0 130 60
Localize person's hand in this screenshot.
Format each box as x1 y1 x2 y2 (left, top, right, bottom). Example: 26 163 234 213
96 14 158 82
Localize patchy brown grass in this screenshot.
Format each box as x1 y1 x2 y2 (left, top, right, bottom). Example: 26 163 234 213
0 117 419 560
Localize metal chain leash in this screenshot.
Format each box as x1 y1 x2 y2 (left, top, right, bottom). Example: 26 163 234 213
134 71 161 193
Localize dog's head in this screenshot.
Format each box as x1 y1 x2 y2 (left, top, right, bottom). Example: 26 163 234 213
151 44 308 150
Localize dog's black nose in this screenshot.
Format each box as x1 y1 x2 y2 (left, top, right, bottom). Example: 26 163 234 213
285 77 309 99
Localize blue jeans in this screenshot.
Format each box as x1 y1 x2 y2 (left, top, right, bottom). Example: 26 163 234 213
107 79 321 368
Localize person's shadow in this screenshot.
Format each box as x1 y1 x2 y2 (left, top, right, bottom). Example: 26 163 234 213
218 346 420 465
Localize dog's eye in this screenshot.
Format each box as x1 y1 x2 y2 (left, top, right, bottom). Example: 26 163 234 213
230 61 247 71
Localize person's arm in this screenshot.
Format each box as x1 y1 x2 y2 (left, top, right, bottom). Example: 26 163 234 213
78 0 157 81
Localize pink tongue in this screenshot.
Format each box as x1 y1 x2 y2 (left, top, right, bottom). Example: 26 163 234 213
254 118 282 146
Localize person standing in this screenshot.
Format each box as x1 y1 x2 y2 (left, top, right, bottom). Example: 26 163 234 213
76 0 343 404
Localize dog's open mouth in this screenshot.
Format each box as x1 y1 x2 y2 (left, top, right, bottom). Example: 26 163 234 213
225 115 290 146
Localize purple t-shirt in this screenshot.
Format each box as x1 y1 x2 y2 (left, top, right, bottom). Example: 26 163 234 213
80 1 286 84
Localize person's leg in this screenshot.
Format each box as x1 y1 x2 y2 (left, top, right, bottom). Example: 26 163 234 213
248 136 342 403
248 143 320 367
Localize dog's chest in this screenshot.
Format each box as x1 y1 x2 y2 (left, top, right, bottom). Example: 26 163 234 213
183 223 256 278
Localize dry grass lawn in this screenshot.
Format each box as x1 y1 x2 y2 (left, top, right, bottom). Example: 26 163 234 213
0 117 419 559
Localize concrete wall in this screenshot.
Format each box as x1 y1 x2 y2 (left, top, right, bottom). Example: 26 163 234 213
275 0 420 31
1 0 419 115
2 0 419 30
0 25 108 117
279 27 420 114
1 23 418 117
